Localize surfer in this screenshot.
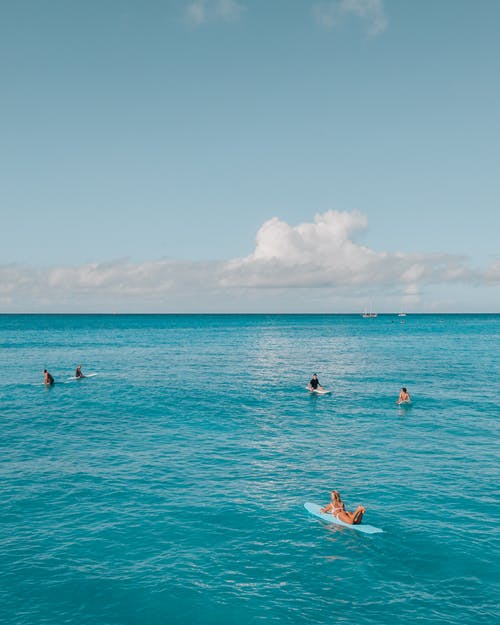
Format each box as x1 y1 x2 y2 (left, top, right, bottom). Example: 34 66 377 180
307 373 324 392
396 387 411 404
320 490 365 525
75 365 84 379
43 369 55 385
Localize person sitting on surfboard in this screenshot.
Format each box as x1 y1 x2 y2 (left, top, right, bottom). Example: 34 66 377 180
396 387 411 404
308 373 324 392
320 490 365 525
43 369 54 385
75 365 84 379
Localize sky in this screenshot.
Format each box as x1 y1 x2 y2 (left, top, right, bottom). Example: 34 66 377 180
1 0 499 313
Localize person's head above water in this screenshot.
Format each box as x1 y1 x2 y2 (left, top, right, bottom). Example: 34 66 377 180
402 387 407 392
312 373 318 378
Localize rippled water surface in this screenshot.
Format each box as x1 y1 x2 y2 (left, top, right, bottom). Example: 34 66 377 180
1 314 498 624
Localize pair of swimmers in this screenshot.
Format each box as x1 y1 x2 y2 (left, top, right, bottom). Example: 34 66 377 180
308 373 411 404
43 365 84 385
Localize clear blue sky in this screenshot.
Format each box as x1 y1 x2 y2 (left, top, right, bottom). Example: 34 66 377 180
1 1 499 312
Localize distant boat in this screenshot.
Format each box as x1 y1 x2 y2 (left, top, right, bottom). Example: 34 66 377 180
397 313 407 317
362 303 377 318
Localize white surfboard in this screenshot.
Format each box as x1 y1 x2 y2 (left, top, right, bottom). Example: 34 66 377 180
305 386 332 395
304 502 383 534
66 373 98 381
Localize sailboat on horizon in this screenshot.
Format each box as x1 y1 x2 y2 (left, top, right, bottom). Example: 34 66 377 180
362 303 378 318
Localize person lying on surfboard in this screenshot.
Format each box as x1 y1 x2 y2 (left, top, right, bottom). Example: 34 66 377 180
307 373 324 392
75 365 84 379
320 490 366 525
396 387 411 404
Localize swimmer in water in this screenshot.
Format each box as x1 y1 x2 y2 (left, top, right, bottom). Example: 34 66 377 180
43 369 54 385
396 387 411 404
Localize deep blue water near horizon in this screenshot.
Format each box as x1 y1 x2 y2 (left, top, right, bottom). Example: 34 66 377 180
0 314 498 625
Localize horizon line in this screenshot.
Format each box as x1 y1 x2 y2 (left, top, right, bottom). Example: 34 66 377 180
1 312 499 316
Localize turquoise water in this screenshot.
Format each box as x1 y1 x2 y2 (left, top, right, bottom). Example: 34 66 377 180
1 314 498 624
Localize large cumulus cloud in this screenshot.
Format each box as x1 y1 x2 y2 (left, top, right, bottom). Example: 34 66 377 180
221 211 478 289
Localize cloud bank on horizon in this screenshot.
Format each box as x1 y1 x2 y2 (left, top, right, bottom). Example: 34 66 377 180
1 211 498 313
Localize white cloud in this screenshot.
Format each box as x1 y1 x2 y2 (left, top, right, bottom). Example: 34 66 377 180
400 264 425 283
313 0 387 35
221 210 479 289
0 211 498 312
185 0 244 26
0 259 226 312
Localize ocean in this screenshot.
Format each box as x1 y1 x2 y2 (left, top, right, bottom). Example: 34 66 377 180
1 314 498 624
